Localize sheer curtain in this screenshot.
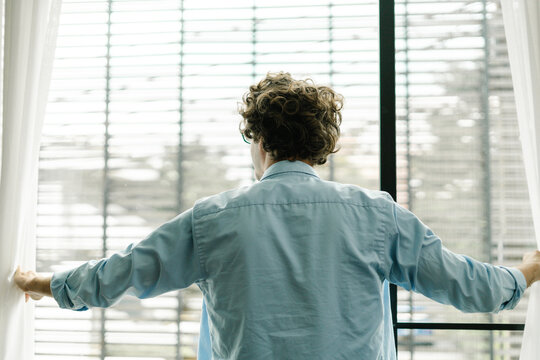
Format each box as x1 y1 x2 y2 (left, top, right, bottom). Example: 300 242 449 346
0 0 61 359
500 0 540 359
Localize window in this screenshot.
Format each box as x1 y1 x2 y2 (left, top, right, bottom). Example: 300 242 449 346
36 0 533 359
393 0 534 358
36 1 379 358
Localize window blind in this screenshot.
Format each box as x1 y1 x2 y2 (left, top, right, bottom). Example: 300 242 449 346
37 1 380 359
395 0 534 359
36 0 531 358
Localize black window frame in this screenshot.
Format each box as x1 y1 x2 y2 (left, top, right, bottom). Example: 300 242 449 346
378 0 526 356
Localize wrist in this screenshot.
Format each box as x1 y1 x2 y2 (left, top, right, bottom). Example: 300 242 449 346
39 276 53 297
30 275 52 297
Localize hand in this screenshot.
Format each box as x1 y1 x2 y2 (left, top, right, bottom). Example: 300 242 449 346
13 266 46 302
517 250 540 288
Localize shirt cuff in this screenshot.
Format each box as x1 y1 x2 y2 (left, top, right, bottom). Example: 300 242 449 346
498 266 527 311
51 269 89 311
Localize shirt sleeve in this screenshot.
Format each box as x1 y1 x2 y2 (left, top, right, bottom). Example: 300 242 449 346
50 208 204 311
381 200 527 313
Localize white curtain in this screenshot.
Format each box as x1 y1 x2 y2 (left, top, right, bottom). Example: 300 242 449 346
500 0 540 359
0 0 62 359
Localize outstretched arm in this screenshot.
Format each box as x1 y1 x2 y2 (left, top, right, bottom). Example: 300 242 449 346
14 208 204 310
382 200 537 313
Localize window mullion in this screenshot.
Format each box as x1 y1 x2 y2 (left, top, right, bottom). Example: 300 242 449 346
101 0 114 359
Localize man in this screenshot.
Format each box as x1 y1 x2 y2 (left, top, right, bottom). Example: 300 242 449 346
15 72 540 359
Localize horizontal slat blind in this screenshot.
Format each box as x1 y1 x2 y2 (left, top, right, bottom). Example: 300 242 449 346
37 1 380 359
395 0 534 359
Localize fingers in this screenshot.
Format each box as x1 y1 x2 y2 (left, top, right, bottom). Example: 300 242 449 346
13 266 25 289
13 266 21 281
14 265 24 280
30 294 43 301
15 267 34 303
14 266 45 303
24 292 43 302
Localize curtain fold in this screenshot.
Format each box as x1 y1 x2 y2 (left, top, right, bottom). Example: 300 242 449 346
500 0 540 359
0 1 61 359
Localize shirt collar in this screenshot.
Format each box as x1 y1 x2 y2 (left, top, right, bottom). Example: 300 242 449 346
259 160 320 181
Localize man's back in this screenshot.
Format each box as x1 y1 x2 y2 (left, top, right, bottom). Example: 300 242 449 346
194 160 396 359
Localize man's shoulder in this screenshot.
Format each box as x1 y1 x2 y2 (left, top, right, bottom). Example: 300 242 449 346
192 184 255 219
325 180 394 205
192 180 394 219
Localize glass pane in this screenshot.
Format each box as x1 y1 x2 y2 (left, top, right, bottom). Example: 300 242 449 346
398 330 523 359
395 0 534 358
37 0 380 359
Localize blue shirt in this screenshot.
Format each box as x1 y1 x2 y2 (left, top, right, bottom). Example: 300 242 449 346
51 160 527 360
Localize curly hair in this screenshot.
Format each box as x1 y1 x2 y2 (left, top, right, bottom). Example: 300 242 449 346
239 72 343 165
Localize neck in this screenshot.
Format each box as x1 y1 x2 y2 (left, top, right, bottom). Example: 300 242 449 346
262 158 312 173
